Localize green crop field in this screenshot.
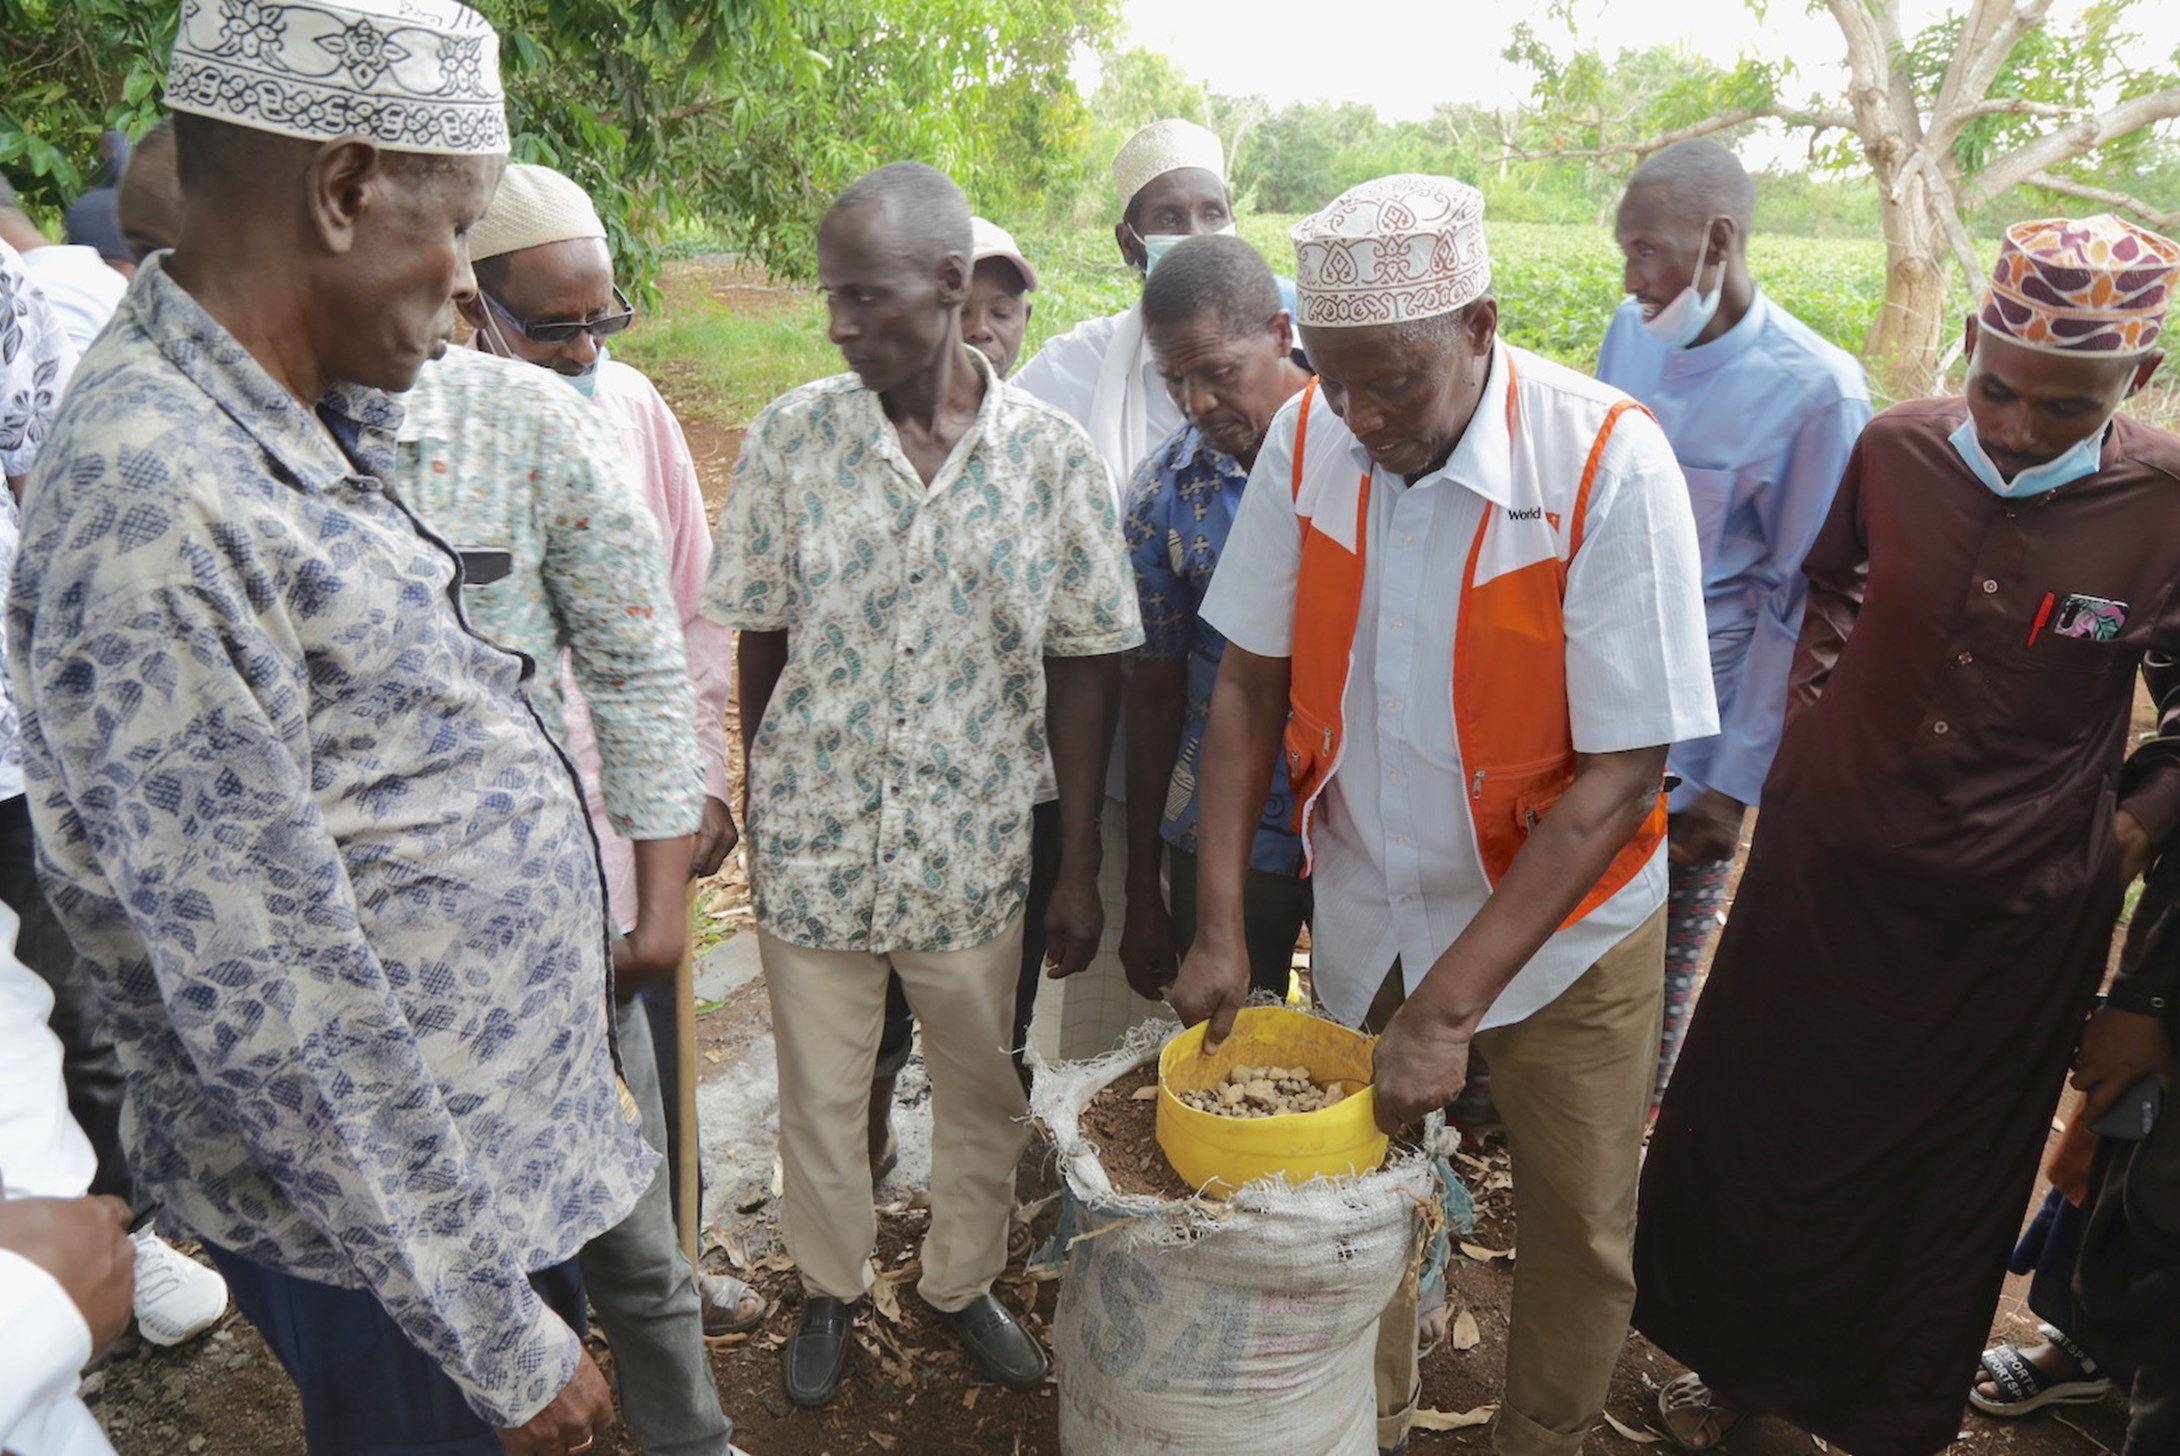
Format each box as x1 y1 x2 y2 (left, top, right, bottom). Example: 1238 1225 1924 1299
619 216 2176 436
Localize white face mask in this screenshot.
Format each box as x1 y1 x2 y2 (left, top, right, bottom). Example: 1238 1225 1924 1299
1642 222 1723 350
1136 222 1238 276
1947 414 2107 498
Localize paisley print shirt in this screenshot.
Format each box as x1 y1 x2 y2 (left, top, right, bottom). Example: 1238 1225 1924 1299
704 352 1141 953
396 347 703 843
6 258 653 1426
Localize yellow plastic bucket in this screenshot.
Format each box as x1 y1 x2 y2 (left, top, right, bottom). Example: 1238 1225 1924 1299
1155 1005 1388 1198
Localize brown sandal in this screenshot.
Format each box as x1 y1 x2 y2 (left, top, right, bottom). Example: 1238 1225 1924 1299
1657 1371 1744 1452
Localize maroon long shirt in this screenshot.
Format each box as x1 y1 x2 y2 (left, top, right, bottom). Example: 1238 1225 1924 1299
1635 398 2180 1456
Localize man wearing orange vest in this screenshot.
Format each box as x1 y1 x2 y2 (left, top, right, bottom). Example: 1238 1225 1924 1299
1170 175 1716 1456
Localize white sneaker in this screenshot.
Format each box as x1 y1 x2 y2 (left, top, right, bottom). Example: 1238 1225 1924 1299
130 1228 228 1346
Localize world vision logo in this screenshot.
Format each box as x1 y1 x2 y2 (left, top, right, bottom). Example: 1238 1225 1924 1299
1505 506 1544 521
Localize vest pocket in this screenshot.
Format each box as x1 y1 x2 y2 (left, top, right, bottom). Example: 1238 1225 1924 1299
1501 757 1578 838
1284 701 1336 828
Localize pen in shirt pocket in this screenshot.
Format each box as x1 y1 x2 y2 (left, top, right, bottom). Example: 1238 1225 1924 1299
2027 590 2055 646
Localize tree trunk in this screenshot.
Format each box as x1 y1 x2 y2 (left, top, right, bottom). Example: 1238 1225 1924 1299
1864 179 1954 403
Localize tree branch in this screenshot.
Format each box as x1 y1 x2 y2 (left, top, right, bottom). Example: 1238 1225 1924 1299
1495 103 1852 162
1964 87 2180 206
1929 0 2057 153
1952 96 2074 122
2023 171 2180 230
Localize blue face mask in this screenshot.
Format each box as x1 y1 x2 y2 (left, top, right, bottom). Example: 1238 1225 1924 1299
1136 223 1237 276
560 344 607 400
1947 414 2106 498
1641 220 1723 351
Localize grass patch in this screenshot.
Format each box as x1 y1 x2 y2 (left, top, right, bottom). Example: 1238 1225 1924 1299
621 218 2171 434
612 291 839 433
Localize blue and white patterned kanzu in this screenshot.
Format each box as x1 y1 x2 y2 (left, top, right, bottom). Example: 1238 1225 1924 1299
7 257 653 1425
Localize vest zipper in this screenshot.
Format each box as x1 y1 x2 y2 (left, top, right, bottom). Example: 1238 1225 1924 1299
1322 726 1334 753
1471 769 1487 798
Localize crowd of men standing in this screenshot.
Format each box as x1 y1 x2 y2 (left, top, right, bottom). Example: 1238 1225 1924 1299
3 1 2179 1455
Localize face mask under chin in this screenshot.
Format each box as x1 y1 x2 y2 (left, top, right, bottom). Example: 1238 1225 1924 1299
1642 225 1723 350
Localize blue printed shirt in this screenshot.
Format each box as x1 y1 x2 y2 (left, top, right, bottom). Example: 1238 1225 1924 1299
1124 421 1303 874
7 258 655 1427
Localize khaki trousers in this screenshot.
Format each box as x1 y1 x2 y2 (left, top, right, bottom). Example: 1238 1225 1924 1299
1371 908 1665 1456
760 918 1032 1312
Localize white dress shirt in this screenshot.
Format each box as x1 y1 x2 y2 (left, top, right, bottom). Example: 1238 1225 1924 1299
19 246 124 357
1203 341 1716 1029
1 901 117 1456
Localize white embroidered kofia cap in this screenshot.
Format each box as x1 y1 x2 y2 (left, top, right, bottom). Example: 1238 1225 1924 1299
1111 118 1226 207
165 0 508 157
470 163 605 262
1290 174 1492 328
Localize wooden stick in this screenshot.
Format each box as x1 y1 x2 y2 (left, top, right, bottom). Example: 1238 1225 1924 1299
674 881 701 1270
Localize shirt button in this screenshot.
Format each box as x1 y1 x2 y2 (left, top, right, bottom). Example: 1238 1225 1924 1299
1933 720 1950 734
909 571 925 584
1387 769 1401 781
1957 651 1974 665
1395 834 1409 845
1401 533 1415 546
896 717 907 727
1383 697 1398 712
1981 579 1999 594
1391 616 1406 631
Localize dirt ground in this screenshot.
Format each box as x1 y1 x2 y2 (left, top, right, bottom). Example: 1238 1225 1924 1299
76 259 2140 1455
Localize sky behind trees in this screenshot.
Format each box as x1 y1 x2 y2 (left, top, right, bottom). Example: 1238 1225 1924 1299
1105 0 2180 169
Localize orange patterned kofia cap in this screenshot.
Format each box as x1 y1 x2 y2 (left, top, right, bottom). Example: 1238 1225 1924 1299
1980 214 2180 355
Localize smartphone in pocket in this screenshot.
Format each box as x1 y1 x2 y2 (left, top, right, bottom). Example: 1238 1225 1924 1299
2090 1074 2164 1140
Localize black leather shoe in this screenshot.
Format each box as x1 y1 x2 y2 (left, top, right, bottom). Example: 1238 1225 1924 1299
933 1292 1048 1390
783 1295 854 1407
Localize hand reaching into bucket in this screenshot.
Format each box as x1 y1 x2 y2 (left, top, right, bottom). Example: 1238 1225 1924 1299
1370 1007 1474 1134
1169 932 1252 1050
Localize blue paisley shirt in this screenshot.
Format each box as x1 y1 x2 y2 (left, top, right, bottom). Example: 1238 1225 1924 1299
7 258 654 1427
704 350 1142 953
1124 422 1303 874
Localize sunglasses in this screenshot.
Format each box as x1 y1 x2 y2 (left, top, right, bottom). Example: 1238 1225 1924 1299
480 285 636 345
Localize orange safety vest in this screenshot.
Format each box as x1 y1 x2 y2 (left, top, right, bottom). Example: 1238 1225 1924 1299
1283 355 1667 929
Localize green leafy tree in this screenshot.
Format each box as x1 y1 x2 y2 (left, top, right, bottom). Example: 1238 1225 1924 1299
0 0 1112 283
0 0 174 209
1507 1 2180 397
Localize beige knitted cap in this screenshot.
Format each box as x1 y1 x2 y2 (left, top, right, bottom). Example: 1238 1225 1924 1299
469 162 604 262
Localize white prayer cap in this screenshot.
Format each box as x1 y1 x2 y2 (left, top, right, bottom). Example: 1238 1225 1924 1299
470 164 606 263
1112 119 1226 208
165 0 508 157
1290 175 1492 329
970 216 1038 292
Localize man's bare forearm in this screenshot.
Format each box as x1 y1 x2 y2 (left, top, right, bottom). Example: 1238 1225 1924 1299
1045 653 1121 871
1406 744 1667 1034
1124 659 1188 895
614 834 697 991
1192 646 1290 948
734 630 789 788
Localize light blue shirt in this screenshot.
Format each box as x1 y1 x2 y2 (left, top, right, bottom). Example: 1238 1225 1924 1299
1596 291 1870 809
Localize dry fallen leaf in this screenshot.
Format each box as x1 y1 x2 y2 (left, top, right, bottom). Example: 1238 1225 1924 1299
1460 1240 1513 1262
1130 1085 1161 1101
962 1387 982 1411
1414 1404 1496 1431
1600 1411 1662 1444
1451 1309 1481 1350
702 1049 724 1064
